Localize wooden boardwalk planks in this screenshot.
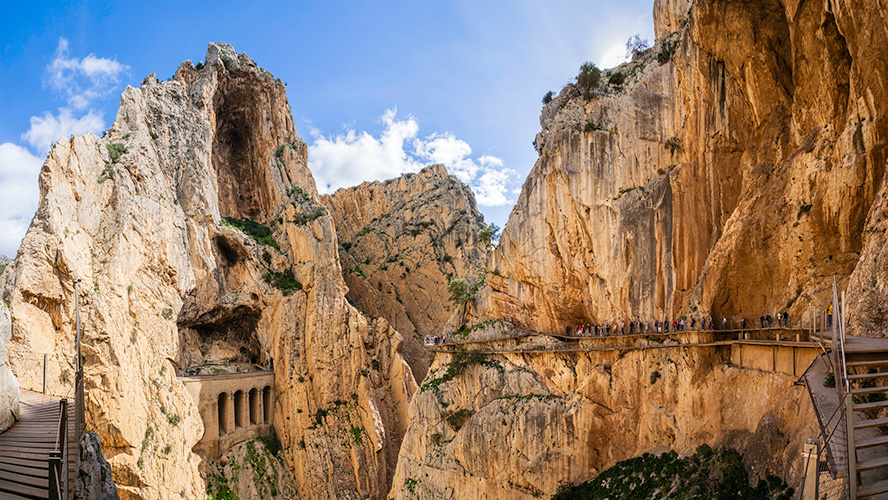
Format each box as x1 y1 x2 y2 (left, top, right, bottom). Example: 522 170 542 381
0 390 69 500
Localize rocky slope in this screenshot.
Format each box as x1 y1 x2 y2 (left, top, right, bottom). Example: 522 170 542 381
0 43 415 499
323 165 487 381
390 344 815 499
453 0 888 336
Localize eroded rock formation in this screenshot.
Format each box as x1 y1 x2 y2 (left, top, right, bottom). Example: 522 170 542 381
390 344 815 499
0 302 19 432
0 43 414 499
455 0 888 337
323 165 487 380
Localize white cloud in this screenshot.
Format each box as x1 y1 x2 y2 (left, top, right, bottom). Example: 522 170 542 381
0 143 43 257
309 109 518 206
22 108 104 153
19 38 129 156
45 37 128 110
2 38 128 257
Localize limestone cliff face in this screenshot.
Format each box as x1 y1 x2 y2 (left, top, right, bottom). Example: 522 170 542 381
456 0 888 336
0 303 19 432
322 165 487 380
0 43 414 499
390 345 815 499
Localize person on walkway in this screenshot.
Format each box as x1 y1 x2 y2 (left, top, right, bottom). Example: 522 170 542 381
827 301 833 328
425 335 431 346
782 311 789 327
722 316 728 330
777 312 782 328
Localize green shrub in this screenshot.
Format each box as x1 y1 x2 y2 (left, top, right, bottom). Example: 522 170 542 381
584 121 601 133
542 90 555 105
446 409 473 431
657 33 680 64
478 223 500 251
264 269 302 295
608 72 625 86
552 446 793 500
404 478 419 494
447 278 471 303
824 372 835 387
221 217 279 249
576 62 602 99
107 143 128 162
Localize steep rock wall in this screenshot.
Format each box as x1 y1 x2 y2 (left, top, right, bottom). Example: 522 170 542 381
323 165 487 380
390 345 816 499
457 0 888 336
0 302 19 431
0 43 414 499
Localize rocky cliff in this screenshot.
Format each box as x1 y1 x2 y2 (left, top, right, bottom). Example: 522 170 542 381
454 0 888 336
390 343 815 499
0 302 19 432
0 43 414 499
323 165 487 380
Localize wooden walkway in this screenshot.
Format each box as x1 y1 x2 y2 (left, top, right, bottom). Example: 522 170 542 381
0 390 75 500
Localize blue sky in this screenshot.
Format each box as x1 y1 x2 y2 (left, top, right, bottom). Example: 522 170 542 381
0 0 655 257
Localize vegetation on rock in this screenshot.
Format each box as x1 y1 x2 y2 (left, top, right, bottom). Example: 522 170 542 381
551 445 793 500
576 62 602 99
221 217 279 249
263 269 302 295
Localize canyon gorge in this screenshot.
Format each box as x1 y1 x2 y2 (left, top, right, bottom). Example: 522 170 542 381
1 0 888 498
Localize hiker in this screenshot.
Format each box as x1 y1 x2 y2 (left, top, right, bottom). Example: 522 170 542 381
741 317 746 330
424 335 431 346
782 311 789 327
827 301 833 328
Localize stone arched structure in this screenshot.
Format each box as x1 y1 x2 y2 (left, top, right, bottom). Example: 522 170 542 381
180 370 275 460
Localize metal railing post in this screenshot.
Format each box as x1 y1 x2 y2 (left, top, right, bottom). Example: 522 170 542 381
847 393 857 499
43 353 48 394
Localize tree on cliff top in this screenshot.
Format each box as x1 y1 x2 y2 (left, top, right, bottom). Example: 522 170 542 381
576 62 601 99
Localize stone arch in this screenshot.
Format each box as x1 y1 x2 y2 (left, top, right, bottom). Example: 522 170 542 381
249 387 259 426
234 390 244 429
218 392 229 436
263 385 273 425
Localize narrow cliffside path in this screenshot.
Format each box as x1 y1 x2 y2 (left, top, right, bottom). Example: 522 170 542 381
0 390 74 500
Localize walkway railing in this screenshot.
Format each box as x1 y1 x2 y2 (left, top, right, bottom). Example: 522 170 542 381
49 399 68 500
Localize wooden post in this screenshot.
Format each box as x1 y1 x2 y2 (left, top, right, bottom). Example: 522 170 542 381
43 353 48 394
801 439 820 500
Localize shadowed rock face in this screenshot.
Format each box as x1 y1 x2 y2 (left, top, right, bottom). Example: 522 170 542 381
0 43 415 499
323 164 488 381
455 0 888 337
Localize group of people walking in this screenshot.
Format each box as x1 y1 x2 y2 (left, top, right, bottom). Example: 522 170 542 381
424 334 446 345
569 311 796 338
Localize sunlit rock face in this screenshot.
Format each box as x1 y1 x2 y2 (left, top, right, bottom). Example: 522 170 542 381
323 164 488 381
390 0 888 497
0 42 415 499
456 0 888 338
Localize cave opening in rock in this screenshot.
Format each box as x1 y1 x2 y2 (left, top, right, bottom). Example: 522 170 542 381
178 305 265 373
212 84 271 223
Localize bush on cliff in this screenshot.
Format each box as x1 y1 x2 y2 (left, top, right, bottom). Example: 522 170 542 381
576 62 602 99
551 445 793 500
221 217 279 249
